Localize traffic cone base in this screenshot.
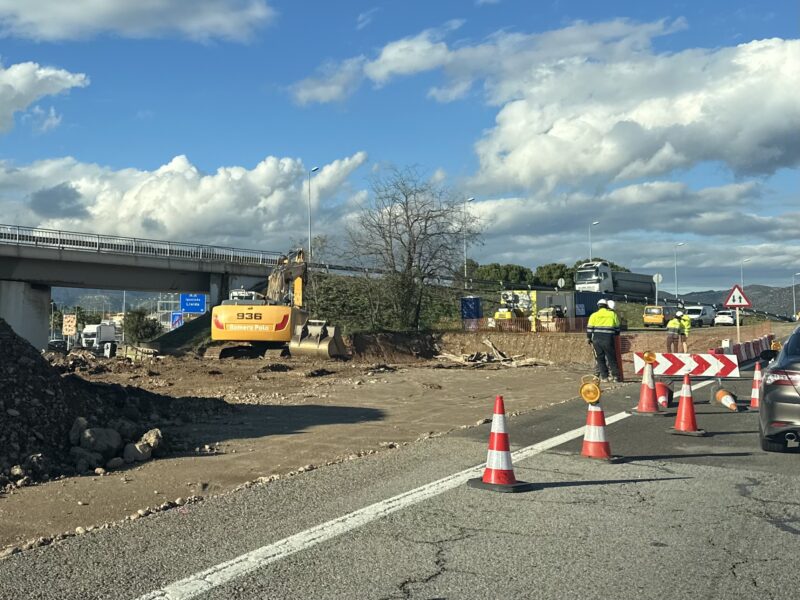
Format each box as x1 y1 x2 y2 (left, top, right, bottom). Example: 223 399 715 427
630 362 663 416
468 395 536 493
670 374 707 436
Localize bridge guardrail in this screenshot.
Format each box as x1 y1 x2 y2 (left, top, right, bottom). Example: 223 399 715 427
0 224 283 267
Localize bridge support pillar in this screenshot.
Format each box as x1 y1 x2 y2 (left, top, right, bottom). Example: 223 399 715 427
209 273 226 306
0 280 51 350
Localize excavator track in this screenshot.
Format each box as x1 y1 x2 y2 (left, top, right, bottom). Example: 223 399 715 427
204 342 271 360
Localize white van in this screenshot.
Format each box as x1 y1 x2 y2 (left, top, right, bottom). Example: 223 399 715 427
684 305 716 327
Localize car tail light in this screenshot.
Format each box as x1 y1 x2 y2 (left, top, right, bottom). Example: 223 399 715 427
764 370 800 386
771 421 791 428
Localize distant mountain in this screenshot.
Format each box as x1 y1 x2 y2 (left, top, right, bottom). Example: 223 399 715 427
661 285 798 317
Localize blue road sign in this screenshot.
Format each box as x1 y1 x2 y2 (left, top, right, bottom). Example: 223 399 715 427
171 312 184 329
180 293 207 313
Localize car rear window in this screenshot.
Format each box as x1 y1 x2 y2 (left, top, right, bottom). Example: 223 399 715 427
783 333 800 358
687 308 702 316
645 307 662 315
717 311 732 316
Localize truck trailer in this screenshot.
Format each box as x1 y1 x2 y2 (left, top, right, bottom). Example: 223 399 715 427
574 261 655 298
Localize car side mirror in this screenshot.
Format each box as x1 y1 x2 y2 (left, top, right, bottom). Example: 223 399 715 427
760 349 777 361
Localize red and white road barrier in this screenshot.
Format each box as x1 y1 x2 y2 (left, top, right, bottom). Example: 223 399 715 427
633 352 740 377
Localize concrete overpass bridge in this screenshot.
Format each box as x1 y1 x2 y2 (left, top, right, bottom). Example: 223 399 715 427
0 224 283 349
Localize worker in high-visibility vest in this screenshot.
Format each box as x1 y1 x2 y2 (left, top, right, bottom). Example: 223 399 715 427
679 310 692 352
666 313 682 353
587 298 621 382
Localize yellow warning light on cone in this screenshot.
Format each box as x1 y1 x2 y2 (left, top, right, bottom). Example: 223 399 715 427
643 351 657 364
771 341 782 351
580 375 602 404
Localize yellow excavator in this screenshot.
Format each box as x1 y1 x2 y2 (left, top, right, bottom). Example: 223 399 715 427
208 249 347 359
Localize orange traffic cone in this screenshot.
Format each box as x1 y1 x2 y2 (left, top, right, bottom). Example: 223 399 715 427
715 389 739 412
655 381 672 410
749 363 762 410
670 374 706 436
581 403 614 459
631 362 660 415
468 396 536 493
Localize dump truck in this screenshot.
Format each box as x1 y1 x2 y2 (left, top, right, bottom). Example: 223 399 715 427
209 249 347 359
574 261 655 297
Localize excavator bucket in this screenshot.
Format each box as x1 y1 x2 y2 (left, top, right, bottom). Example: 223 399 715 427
289 319 348 359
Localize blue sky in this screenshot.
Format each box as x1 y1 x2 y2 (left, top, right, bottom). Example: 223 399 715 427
0 0 798 291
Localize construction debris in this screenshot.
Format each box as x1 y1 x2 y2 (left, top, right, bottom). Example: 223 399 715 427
435 340 551 368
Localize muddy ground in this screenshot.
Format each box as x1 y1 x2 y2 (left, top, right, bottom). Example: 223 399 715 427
1 323 790 552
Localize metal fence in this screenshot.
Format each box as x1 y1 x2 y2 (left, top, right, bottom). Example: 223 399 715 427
447 317 591 334
0 224 284 267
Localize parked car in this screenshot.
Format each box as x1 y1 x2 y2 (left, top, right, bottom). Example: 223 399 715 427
714 310 736 326
684 305 716 327
759 329 800 452
642 304 679 328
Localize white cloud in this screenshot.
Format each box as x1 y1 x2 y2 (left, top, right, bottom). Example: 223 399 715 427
363 20 463 84
0 152 369 249
292 20 464 103
0 0 275 42
22 105 62 133
473 36 800 191
356 8 379 31
0 61 88 133
291 57 366 106
293 19 800 190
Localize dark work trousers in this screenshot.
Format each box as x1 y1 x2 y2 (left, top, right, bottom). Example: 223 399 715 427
592 334 619 379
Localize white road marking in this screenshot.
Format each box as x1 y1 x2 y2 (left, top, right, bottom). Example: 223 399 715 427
136 411 631 600
137 380 718 600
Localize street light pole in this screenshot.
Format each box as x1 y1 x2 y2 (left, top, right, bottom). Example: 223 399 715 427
793 272 800 320
307 166 319 261
464 197 474 289
740 258 751 289
674 242 685 299
589 221 599 261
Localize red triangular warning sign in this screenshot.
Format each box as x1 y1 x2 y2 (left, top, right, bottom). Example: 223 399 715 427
724 284 751 308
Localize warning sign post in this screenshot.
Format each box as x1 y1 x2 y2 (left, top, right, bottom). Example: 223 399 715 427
723 285 752 344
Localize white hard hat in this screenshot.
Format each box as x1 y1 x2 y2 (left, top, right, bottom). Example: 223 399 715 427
607 300 616 310
597 298 608 306
676 311 684 317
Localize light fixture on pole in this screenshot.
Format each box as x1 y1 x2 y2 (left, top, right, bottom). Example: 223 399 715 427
307 166 319 261
740 258 751 289
793 272 800 320
464 197 474 289
588 221 600 261
674 242 685 299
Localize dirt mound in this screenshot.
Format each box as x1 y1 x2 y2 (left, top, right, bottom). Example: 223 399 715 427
349 332 440 362
0 318 230 493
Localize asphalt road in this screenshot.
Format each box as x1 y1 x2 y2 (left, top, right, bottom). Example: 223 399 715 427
1 362 798 600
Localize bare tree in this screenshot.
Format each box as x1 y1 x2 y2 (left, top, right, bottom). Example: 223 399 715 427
343 166 481 330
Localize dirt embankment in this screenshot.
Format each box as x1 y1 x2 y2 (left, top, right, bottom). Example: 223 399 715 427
439 322 783 368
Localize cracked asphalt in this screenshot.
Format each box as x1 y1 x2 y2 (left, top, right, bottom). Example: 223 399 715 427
1 363 799 600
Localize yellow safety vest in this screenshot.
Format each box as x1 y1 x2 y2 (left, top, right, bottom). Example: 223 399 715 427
666 318 681 335
587 307 621 337
680 315 691 336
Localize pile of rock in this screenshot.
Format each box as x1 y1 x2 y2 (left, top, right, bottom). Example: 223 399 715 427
1 317 230 492
68 418 165 472
0 319 82 489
